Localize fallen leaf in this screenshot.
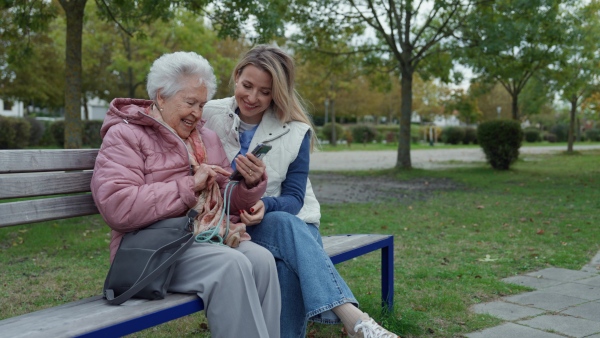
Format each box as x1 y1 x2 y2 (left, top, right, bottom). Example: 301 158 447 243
477 205 485 209
536 229 545 235
478 254 498 262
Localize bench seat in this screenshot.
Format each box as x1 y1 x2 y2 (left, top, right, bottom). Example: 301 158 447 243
0 234 393 338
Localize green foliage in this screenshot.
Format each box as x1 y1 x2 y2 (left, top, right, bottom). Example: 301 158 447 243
585 128 600 141
457 0 568 120
477 120 523 170
321 123 346 142
524 128 541 143
83 120 103 148
463 126 478 144
0 116 31 149
25 117 45 147
441 126 466 145
49 120 65 148
351 124 377 143
550 123 569 142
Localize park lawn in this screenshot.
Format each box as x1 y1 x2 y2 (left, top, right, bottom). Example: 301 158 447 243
1 150 599 337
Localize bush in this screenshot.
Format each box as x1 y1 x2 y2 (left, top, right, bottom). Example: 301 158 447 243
441 126 466 145
550 123 568 142
385 131 397 144
543 132 557 143
26 117 45 147
477 120 523 170
84 120 104 148
463 127 478 145
0 116 31 149
321 123 346 143
585 128 600 142
524 128 541 143
39 121 56 146
49 120 66 148
351 124 378 144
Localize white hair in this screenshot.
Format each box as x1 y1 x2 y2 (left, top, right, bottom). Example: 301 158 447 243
147 51 217 101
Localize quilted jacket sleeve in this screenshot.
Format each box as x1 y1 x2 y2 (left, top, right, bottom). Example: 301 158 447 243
91 124 197 232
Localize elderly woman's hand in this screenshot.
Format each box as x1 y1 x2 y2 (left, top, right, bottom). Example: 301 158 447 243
192 163 230 192
234 153 266 187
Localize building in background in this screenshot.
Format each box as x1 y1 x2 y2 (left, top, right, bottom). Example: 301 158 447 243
0 98 108 120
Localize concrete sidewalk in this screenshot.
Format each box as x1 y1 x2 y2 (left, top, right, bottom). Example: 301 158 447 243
309 145 600 171
466 253 600 338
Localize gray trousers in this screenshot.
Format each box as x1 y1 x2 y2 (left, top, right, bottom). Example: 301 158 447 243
169 241 281 337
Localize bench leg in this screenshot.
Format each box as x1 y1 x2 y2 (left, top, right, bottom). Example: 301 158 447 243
381 238 394 312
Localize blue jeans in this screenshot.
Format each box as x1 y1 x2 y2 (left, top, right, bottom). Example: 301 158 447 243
246 211 358 338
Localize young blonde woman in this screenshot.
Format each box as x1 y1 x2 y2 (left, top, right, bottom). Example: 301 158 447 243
203 45 398 338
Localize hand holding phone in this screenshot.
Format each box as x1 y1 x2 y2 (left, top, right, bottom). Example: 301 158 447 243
230 143 272 181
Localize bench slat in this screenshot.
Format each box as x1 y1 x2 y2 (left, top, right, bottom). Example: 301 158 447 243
0 294 202 338
0 195 99 228
323 234 390 257
0 149 98 173
0 171 93 199
0 234 393 338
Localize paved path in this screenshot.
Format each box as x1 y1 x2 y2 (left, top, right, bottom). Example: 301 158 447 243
309 144 600 337
466 254 600 338
309 145 600 171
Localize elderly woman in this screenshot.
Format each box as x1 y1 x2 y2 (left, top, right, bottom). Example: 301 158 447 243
91 51 280 337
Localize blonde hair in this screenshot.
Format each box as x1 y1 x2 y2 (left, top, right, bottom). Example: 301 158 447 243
233 45 317 151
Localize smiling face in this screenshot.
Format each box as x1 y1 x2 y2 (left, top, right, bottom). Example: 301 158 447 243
157 77 207 140
234 65 273 124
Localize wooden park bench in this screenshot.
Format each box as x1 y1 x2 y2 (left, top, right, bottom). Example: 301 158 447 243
0 149 394 338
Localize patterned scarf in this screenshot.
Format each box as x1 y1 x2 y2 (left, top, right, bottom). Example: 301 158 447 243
146 105 249 247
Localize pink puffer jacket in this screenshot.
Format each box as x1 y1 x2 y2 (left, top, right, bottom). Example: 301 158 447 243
91 98 267 262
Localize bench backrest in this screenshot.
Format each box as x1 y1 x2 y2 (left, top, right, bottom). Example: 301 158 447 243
0 149 100 228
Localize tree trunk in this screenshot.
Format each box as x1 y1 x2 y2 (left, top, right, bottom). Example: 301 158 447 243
83 96 89 120
567 97 577 153
60 0 87 149
330 99 337 146
396 67 413 169
511 92 519 120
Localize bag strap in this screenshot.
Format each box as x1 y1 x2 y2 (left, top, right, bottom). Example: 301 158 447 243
105 209 198 305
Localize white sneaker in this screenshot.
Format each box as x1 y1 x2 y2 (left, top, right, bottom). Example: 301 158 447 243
350 315 399 338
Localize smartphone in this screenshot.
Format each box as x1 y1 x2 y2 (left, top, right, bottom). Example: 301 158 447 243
229 143 272 180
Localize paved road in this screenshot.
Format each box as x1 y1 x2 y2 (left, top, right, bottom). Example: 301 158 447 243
309 145 600 171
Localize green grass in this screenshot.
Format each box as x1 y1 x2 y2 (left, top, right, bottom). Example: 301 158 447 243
1 150 599 337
